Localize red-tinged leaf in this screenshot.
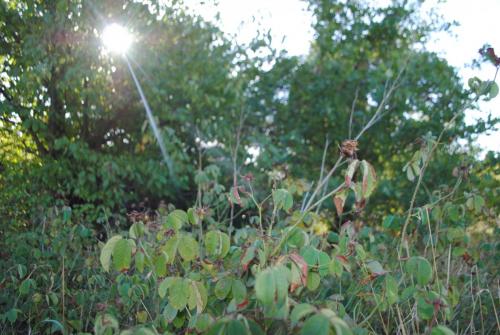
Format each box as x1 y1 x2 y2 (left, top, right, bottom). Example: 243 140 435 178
290 282 300 292
290 252 308 286
345 159 359 187
241 246 256 271
360 160 377 198
333 188 349 216
360 274 377 285
232 186 242 206
336 255 349 264
237 298 249 309
355 198 366 211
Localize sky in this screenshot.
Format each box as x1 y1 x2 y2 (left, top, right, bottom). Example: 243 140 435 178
186 0 499 153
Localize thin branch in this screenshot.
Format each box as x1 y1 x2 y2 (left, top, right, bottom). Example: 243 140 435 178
399 111 460 257
303 61 408 213
348 86 360 139
355 64 406 141
315 137 330 214
229 104 246 237
400 64 499 255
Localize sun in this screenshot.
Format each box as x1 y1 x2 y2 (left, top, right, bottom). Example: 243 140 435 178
102 23 133 54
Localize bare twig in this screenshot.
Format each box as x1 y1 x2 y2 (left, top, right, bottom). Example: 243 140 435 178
348 86 360 139
229 106 246 237
303 62 408 213
399 111 460 257
399 65 499 255
315 137 330 214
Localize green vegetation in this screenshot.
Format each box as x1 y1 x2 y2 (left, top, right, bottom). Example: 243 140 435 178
1 0 499 334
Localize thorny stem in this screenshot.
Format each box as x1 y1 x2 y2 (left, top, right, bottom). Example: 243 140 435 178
302 156 344 213
315 137 331 214
399 64 498 255
399 111 460 257
348 86 360 139
303 61 407 213
229 106 245 238
272 63 408 256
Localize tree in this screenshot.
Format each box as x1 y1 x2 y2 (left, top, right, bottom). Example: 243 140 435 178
252 0 496 216
0 0 262 222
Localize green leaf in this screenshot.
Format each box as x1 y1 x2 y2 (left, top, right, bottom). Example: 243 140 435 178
100 235 122 272
301 246 318 267
135 252 145 273
122 327 156 335
382 215 395 229
468 76 481 90
329 257 343 277
273 188 293 211
42 319 64 333
129 222 145 239
232 279 247 304
163 236 179 264
188 281 208 313
306 272 321 291
195 313 213 332
6 308 18 324
246 319 265 335
355 244 366 261
159 277 174 298
317 251 331 277
215 277 232 300
205 231 230 258
165 210 188 230
19 279 31 295
447 228 465 242
473 195 485 214
405 256 433 286
384 274 398 305
169 278 190 310
187 207 199 225
178 234 199 262
401 286 417 301
112 238 132 271
136 310 148 323
274 265 291 302
94 314 119 335
447 205 461 222
417 295 434 320
329 315 353 335
255 268 276 306
431 325 455 335
405 163 415 182
488 81 499 99
360 160 377 198
226 319 248 335
366 260 386 276
290 303 316 327
17 264 27 279
301 314 330 335
287 227 308 249
153 252 169 277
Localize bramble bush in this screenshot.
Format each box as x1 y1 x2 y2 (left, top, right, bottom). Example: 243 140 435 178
2 115 499 334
